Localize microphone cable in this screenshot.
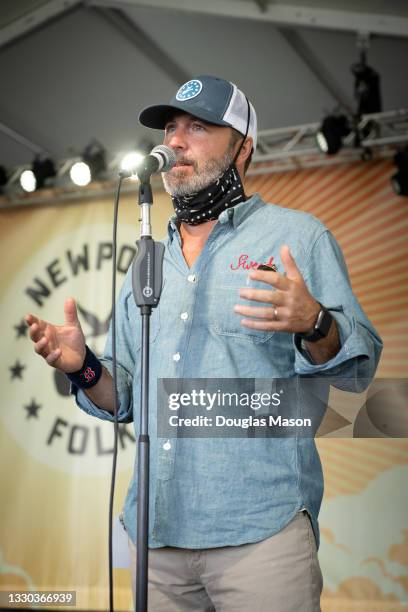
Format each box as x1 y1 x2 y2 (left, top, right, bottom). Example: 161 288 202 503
108 175 124 612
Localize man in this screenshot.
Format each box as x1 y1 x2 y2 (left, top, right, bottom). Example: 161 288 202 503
26 75 382 611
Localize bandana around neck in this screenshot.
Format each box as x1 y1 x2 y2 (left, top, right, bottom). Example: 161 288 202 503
171 163 246 226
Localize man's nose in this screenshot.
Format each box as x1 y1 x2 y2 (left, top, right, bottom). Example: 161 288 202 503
164 128 187 150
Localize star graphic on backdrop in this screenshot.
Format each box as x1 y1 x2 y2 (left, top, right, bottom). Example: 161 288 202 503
23 398 42 419
9 360 26 380
14 319 28 338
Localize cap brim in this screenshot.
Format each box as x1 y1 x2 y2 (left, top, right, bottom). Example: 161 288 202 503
139 103 231 130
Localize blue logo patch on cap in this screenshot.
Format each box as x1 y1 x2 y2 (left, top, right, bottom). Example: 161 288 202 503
176 79 202 101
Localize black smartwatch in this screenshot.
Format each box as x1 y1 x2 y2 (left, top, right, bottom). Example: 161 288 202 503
297 304 333 343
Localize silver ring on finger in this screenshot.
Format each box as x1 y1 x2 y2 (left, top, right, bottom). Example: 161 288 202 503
273 306 278 320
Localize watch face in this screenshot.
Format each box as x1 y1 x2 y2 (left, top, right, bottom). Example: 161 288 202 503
318 308 333 337
300 307 333 342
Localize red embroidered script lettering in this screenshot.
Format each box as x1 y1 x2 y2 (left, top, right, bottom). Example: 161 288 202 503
230 254 275 271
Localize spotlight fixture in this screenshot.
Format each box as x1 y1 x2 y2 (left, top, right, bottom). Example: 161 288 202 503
69 141 106 186
316 40 383 159
117 139 155 178
391 147 408 196
20 169 37 192
351 52 382 117
70 161 92 186
32 156 56 189
18 156 56 192
0 165 8 193
82 140 106 179
316 115 351 155
120 151 144 175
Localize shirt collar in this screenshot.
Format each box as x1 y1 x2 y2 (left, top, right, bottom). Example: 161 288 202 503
167 193 264 240
219 193 265 228
168 215 178 240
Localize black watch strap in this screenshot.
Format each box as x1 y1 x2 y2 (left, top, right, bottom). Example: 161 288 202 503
297 304 333 343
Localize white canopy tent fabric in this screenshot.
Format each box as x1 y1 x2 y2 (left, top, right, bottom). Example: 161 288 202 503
0 0 407 169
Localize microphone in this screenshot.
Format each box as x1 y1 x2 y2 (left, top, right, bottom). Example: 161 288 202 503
120 145 177 179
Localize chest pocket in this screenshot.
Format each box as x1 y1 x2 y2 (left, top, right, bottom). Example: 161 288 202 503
209 281 275 344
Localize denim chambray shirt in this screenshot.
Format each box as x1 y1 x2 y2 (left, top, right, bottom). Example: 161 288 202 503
74 194 382 550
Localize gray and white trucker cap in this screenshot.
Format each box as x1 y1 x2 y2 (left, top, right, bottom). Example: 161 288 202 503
139 75 258 151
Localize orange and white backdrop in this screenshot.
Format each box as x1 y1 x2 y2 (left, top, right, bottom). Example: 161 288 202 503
0 158 407 611
248 159 408 611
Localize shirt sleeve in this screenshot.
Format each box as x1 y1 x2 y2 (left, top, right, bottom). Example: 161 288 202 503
293 229 383 391
73 270 136 423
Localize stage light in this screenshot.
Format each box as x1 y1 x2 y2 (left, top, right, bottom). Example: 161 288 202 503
20 169 37 192
69 141 107 186
32 156 56 189
351 56 382 117
391 147 408 196
70 161 91 186
0 165 8 193
83 141 106 179
17 156 56 193
316 115 351 155
120 151 144 175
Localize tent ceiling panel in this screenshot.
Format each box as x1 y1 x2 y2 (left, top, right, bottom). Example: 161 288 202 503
89 0 408 37
0 1 407 169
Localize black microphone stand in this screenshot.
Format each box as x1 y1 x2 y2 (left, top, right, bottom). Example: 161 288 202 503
131 170 164 612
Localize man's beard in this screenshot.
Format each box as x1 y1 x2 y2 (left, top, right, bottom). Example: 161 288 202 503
162 149 234 198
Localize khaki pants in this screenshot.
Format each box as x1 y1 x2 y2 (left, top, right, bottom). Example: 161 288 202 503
128 510 323 611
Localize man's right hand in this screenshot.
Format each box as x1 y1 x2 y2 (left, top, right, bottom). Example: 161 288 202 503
25 298 86 373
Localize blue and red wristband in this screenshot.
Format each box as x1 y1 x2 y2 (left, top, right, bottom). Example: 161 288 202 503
66 345 103 389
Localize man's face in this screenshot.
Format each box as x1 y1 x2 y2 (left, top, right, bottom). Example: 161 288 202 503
162 112 236 197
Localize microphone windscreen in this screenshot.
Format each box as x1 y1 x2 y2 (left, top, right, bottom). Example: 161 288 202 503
151 145 177 172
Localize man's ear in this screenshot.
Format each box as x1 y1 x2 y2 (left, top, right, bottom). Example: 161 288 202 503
236 136 253 174
239 137 253 161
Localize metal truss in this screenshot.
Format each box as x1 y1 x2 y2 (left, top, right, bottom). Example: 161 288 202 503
88 0 408 39
2 0 408 46
2 109 407 207
250 109 408 175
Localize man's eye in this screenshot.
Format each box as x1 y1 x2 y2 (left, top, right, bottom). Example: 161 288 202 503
192 123 205 131
165 125 176 133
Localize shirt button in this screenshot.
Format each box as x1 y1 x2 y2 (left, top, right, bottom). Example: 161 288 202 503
180 312 189 321
163 440 171 451
173 352 181 362
187 274 196 283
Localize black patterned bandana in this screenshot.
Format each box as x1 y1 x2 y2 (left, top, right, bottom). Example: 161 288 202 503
171 163 246 226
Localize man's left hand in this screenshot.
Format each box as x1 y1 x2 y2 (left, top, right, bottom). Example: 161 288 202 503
234 244 321 334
